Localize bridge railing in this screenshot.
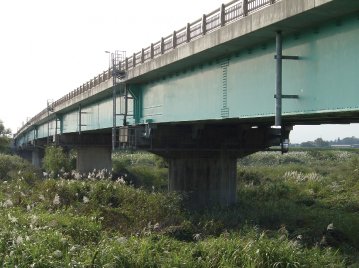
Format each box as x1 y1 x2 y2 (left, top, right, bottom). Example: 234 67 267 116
17 0 279 136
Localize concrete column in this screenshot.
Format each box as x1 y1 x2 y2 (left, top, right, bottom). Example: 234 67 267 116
168 152 237 208
77 146 112 173
32 148 44 169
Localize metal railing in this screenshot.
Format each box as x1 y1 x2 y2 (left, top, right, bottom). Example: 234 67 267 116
17 0 279 136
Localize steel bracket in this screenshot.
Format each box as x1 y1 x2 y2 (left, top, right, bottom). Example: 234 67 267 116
274 55 300 60
274 94 299 99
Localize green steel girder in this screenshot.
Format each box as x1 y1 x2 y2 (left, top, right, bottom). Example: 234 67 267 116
15 8 359 147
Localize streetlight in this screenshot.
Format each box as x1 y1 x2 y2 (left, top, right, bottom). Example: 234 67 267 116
105 51 111 69
105 50 116 150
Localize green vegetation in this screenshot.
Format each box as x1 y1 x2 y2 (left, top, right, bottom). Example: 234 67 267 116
112 152 168 191
0 154 39 182
298 136 359 148
0 150 358 267
0 120 11 154
237 150 359 264
43 146 75 178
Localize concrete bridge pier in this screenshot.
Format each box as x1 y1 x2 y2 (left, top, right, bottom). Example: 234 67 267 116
144 123 287 207
57 133 113 173
16 148 44 169
32 148 44 169
168 151 237 208
76 146 112 173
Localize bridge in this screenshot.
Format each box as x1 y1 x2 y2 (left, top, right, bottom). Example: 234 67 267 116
14 0 359 206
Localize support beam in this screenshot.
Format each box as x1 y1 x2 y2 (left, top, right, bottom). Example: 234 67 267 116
77 146 112 173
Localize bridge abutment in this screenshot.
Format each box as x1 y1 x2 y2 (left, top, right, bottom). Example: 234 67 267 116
76 146 112 173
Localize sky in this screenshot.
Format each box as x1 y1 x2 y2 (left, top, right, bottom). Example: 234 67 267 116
1 0 358 143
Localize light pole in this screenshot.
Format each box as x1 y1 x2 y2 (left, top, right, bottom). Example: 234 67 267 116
106 51 117 151
105 51 111 70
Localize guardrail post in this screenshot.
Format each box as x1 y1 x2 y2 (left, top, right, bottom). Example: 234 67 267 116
186 23 191 42
141 48 144 63
125 57 128 70
202 14 207 35
133 53 136 67
243 0 248 16
220 4 225 27
160 37 164 54
172 31 177 48
150 43 154 59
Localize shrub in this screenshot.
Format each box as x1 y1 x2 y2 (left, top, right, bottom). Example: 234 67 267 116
112 152 168 191
0 154 38 181
43 146 71 178
0 120 11 154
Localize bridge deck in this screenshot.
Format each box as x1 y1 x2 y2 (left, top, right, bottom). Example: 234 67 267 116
14 0 359 147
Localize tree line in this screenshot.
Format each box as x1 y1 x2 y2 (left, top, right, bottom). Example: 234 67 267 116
299 137 359 148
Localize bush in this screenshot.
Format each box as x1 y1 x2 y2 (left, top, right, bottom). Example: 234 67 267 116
0 153 38 181
0 120 11 154
0 136 11 154
43 146 71 178
112 152 168 191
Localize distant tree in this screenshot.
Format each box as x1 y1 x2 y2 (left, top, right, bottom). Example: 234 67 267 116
314 138 330 148
340 136 359 145
0 120 11 136
300 141 315 147
0 120 12 154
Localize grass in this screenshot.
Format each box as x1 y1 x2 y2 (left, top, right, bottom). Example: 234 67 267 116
112 151 168 191
236 150 359 264
0 150 358 267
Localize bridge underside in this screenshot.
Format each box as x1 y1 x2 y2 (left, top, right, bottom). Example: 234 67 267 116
16 109 359 207
17 121 290 207
143 123 288 207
